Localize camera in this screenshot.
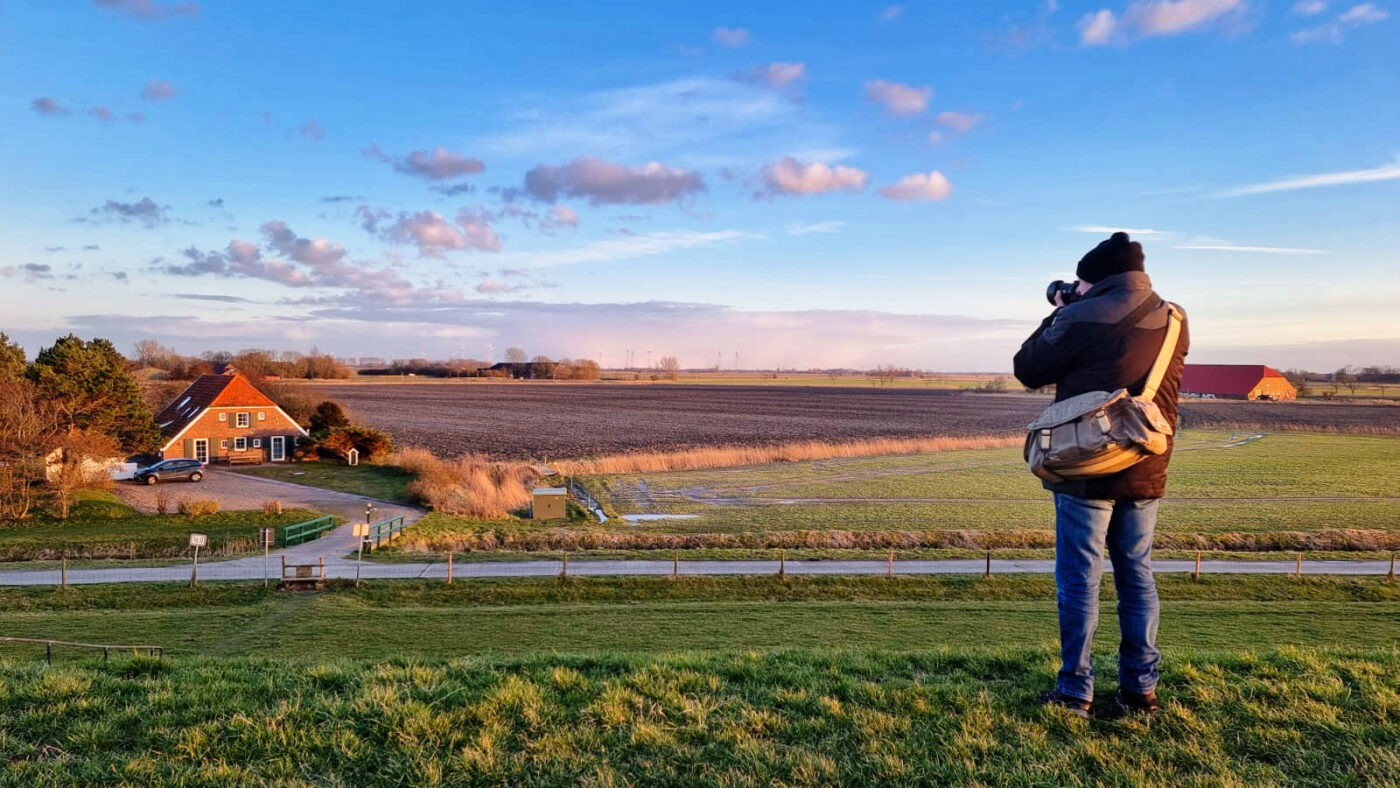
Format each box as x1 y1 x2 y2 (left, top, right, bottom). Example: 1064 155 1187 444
1046 279 1081 306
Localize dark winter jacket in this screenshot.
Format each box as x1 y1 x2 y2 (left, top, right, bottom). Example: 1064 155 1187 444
1013 271 1190 500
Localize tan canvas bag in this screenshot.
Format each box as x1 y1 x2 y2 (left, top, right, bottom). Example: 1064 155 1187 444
1024 301 1183 483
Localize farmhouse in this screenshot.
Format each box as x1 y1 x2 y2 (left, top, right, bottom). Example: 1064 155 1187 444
1181 364 1298 401
155 369 308 463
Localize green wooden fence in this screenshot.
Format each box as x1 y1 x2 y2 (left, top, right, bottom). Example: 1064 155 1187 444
367 515 408 548
281 515 336 547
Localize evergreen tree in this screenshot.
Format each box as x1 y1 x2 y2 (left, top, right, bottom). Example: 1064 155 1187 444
0 333 24 382
26 334 159 452
309 400 351 437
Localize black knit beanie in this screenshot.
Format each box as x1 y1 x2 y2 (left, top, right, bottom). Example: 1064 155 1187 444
1076 231 1145 284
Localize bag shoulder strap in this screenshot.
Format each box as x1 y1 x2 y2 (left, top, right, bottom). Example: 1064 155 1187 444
1138 304 1183 402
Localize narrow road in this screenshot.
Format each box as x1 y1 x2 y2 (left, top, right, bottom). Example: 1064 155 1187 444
0 556 1391 586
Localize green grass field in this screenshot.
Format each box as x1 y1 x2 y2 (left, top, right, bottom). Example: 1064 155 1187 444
2 575 1399 783
3 575 1398 661
232 462 414 502
0 492 319 562
391 431 1400 555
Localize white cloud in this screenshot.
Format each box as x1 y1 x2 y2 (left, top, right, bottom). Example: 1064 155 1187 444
758 157 870 196
378 210 501 256
878 171 953 201
927 130 946 146
489 229 751 269
1079 0 1245 45
863 79 932 116
1215 160 1400 196
713 26 750 47
740 62 807 88
1173 240 1330 254
140 80 177 101
1292 0 1328 13
1292 2 1388 41
1079 9 1119 44
523 157 705 205
936 111 988 134
878 5 905 21
786 221 846 235
1067 225 1172 237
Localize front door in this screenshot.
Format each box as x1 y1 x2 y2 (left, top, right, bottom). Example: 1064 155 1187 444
270 436 285 462
192 438 209 464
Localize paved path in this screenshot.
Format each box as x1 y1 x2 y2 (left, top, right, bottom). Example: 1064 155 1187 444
0 555 1392 586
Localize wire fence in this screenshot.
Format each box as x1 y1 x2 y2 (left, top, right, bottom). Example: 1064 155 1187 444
0 547 1395 589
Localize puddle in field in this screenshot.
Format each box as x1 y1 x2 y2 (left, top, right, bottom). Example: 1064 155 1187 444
623 514 700 523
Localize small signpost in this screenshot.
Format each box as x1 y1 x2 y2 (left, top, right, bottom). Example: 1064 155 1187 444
353 523 370 587
261 528 277 588
189 533 207 588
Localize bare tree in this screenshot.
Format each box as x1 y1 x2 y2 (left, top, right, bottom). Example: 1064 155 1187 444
658 355 681 381
46 429 120 520
505 347 528 364
0 380 60 521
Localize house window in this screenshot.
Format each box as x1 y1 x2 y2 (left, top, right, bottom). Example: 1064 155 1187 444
258 411 266 421
220 440 229 449
236 412 250 428
234 437 247 451
219 413 227 422
253 438 262 448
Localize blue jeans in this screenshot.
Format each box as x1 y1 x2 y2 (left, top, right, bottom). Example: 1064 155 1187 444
1053 493 1161 701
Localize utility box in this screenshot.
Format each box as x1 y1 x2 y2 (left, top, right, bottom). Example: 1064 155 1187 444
531 487 567 520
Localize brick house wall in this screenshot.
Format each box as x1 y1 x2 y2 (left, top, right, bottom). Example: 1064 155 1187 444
162 406 303 463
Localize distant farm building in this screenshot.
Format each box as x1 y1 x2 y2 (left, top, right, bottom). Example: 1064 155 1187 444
1180 364 1298 401
155 369 309 464
489 361 558 379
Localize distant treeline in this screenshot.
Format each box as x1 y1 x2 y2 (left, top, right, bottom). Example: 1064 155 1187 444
361 357 601 380
1284 366 1400 384
133 341 351 381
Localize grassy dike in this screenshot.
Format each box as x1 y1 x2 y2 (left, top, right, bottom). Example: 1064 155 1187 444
1 648 1398 783
3 575 1398 660
3 576 1398 782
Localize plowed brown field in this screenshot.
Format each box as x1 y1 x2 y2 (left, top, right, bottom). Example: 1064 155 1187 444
307 382 1398 459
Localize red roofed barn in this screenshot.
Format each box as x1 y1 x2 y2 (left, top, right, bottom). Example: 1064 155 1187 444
155 369 308 463
1180 364 1298 401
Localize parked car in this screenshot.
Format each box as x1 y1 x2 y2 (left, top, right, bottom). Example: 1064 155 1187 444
133 459 207 485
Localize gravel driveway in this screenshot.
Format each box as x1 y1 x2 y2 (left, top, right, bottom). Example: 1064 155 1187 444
113 468 416 525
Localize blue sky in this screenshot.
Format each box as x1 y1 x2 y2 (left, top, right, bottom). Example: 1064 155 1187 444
2 0 1396 370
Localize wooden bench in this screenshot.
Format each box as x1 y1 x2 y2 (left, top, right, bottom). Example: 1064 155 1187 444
223 451 263 466
279 556 326 589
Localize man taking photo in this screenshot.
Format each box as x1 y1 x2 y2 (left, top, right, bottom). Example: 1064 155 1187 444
1013 231 1190 719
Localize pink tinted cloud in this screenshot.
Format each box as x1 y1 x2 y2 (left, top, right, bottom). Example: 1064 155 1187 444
759 157 869 197
524 157 705 206
863 79 931 116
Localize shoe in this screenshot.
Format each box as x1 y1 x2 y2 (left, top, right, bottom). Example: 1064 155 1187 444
1038 689 1091 720
1114 687 1159 716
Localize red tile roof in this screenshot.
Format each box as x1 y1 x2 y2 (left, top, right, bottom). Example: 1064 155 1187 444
155 371 278 443
1180 364 1287 396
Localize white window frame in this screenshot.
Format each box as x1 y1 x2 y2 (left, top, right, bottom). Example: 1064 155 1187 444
235 412 250 428
270 435 286 462
234 437 248 451
220 439 229 449
253 438 262 448
219 413 227 421
258 411 266 421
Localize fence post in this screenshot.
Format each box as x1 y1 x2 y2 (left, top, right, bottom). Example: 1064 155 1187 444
779 550 786 578
45 642 51 665
673 551 679 578
1390 552 1396 582
60 557 67 591
887 549 894 577
984 549 991 578
447 552 454 585
1296 552 1303 579
1194 550 1201 581
561 553 568 578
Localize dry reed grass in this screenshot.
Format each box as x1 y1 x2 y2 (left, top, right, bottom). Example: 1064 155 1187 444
391 447 537 518
553 435 1021 476
395 526 1400 554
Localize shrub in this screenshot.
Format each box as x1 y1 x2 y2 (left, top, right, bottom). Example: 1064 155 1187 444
177 498 220 516
153 489 170 515
261 500 283 515
309 401 350 437
320 426 393 462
